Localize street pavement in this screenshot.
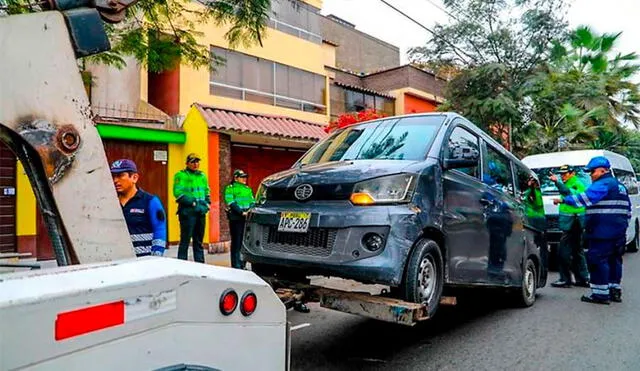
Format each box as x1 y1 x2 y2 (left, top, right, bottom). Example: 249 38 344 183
286 252 640 371
164 246 231 267
168 248 640 369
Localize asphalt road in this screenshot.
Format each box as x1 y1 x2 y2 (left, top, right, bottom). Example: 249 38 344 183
287 252 640 371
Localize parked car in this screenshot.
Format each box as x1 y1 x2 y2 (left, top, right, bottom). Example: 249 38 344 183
522 150 640 263
244 113 548 317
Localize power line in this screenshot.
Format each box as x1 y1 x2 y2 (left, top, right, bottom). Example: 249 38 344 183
378 0 477 65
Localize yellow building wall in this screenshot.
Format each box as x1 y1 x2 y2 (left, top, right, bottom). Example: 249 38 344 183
302 0 323 8
16 160 36 237
179 2 330 124
167 106 210 244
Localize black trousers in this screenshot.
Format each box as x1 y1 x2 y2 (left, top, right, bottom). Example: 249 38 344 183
178 213 206 263
558 218 589 284
230 219 246 269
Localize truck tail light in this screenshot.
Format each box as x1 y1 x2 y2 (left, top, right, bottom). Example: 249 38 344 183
220 289 238 315
241 291 257 316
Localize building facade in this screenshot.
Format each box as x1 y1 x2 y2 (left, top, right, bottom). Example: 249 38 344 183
9 0 450 260
145 0 333 249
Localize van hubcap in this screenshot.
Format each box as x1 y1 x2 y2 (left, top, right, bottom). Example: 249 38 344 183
418 256 436 303
524 267 535 299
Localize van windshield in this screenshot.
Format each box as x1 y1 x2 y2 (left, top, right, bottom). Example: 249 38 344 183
532 167 592 195
298 115 444 165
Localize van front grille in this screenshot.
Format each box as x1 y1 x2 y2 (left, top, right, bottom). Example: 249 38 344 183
262 227 337 257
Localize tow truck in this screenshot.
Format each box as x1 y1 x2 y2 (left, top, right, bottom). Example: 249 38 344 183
0 2 459 369
0 3 289 371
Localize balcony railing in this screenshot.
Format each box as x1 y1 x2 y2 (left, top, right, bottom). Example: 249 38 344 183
210 82 327 115
267 18 323 44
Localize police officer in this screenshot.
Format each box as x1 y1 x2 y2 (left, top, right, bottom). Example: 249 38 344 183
554 156 631 304
111 159 167 257
173 153 210 264
549 165 590 288
224 169 255 269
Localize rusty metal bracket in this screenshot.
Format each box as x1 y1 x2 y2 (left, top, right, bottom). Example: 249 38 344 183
17 119 80 184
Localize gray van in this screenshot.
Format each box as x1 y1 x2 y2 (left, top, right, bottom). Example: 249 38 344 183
243 113 548 316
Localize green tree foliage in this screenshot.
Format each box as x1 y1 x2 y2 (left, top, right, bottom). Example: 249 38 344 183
520 27 640 159
408 0 568 81
409 0 640 171
408 0 569 152
3 0 274 72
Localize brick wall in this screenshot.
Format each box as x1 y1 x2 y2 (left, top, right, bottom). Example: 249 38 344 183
332 68 363 87
218 133 232 241
408 67 446 97
363 67 410 92
321 16 400 74
363 66 447 98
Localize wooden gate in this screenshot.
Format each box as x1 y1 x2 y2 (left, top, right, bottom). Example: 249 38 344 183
0 141 16 253
102 139 169 221
230 144 305 193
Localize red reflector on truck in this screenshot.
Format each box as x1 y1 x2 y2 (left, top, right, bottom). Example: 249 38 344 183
55 301 125 341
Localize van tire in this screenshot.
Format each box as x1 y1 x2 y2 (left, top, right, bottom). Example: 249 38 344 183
514 258 537 308
401 238 444 318
626 220 639 253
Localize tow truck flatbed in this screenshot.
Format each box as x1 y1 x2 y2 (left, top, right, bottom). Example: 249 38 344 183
264 276 457 326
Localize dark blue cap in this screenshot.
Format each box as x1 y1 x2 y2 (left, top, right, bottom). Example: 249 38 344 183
110 159 138 174
584 156 611 171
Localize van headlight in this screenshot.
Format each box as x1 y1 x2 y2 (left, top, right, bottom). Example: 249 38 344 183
256 183 267 205
350 174 416 205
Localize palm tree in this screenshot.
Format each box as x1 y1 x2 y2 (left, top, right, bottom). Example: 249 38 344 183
549 26 640 128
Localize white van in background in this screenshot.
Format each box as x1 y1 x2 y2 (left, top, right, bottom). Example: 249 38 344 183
521 150 640 267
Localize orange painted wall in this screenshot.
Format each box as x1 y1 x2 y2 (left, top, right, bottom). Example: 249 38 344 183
404 93 438 113
208 132 221 242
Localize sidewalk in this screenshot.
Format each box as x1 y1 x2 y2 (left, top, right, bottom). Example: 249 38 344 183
164 247 231 267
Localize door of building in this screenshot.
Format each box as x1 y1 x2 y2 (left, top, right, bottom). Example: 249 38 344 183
230 144 305 193
102 139 169 208
0 141 16 253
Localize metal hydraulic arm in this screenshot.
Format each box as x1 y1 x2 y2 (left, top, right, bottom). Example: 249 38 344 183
0 0 141 265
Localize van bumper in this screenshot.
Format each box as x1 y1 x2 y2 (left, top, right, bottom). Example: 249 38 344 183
242 201 423 286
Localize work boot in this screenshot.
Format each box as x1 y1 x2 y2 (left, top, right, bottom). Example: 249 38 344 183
581 295 610 305
574 280 590 288
610 288 622 303
551 280 572 288
293 301 310 313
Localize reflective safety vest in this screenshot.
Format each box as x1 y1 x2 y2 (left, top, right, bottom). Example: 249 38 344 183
122 189 167 256
557 176 586 216
224 182 255 221
563 173 631 240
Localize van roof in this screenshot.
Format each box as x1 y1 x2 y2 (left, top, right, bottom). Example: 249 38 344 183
521 149 634 172
350 112 535 175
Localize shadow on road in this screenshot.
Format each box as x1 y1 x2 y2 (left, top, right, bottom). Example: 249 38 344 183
291 291 530 370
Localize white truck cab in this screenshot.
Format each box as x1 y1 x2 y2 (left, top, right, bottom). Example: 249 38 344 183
522 150 640 258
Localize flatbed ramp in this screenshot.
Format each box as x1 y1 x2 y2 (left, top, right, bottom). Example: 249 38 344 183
266 277 456 326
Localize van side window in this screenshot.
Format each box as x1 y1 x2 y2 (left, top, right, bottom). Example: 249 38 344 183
482 144 514 196
444 126 479 178
615 169 639 195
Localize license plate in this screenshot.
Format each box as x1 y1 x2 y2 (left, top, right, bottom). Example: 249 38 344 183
278 212 311 233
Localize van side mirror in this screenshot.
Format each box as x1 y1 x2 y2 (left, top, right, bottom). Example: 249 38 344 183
444 143 479 170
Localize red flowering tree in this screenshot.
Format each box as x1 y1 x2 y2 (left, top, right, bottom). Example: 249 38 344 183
324 109 386 133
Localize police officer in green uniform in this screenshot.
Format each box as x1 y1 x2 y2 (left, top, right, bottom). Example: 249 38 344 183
224 169 255 269
173 153 210 263
550 165 590 287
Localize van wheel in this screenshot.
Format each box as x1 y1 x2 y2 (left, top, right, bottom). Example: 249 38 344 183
514 258 537 308
626 220 639 253
401 238 444 318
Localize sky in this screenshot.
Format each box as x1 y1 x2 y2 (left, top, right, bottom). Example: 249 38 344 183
320 0 640 65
